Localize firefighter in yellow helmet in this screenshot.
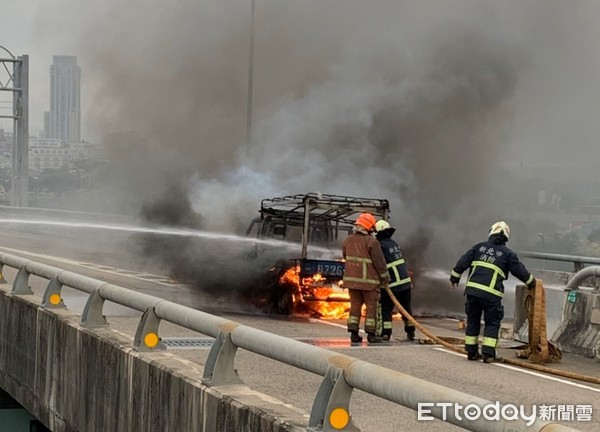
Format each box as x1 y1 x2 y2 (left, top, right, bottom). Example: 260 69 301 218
374 220 415 341
342 213 390 344
450 221 536 363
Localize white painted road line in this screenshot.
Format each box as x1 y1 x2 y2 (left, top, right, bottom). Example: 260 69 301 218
309 318 348 330
434 347 600 394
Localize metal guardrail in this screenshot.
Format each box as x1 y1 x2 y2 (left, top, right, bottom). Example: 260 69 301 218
0 252 580 432
519 251 600 272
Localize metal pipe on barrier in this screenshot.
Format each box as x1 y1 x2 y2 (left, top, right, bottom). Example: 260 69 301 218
99 283 163 311
0 253 30 269
519 251 600 266
154 301 234 338
566 265 600 291
344 360 571 432
24 261 62 280
58 272 106 293
231 325 342 376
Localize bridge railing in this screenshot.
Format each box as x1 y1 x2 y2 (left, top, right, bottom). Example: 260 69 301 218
0 252 579 432
519 250 600 273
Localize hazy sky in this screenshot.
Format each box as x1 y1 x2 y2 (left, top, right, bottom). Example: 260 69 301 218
2 0 600 168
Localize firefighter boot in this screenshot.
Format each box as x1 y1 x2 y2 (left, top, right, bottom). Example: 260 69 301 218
467 352 482 361
367 333 383 344
350 331 363 343
406 330 415 341
482 355 503 364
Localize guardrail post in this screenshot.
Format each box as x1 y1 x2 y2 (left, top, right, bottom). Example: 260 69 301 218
81 288 108 328
308 366 359 432
202 330 243 387
42 275 66 309
12 267 33 295
134 307 165 351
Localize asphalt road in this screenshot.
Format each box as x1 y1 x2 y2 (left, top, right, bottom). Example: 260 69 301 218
0 219 598 431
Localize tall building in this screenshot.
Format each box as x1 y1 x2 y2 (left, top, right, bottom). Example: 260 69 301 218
42 111 50 139
48 56 80 143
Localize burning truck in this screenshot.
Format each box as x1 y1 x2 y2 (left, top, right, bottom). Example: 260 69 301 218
245 193 390 318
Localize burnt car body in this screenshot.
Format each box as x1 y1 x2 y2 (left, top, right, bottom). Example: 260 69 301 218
245 193 390 307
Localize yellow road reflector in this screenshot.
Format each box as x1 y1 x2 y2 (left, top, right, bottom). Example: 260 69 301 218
329 407 349 429
49 294 61 305
144 332 159 348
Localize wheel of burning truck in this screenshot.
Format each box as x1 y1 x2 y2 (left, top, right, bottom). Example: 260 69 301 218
277 290 294 315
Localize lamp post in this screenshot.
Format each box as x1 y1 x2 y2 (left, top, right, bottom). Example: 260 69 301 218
246 0 255 147
537 232 546 270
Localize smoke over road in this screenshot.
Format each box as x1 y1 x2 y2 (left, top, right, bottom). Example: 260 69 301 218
31 1 600 312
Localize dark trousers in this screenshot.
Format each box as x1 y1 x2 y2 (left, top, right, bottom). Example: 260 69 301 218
465 295 504 357
347 288 381 334
379 288 415 337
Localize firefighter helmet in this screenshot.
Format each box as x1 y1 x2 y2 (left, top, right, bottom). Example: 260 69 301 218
375 220 392 232
489 221 510 240
356 213 376 231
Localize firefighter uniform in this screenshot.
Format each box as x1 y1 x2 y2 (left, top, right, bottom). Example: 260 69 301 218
451 228 535 361
376 232 415 340
342 224 390 340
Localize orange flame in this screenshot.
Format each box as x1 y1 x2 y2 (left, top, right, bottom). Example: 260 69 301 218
279 265 350 319
280 266 300 285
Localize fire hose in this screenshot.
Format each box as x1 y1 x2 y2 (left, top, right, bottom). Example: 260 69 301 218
383 282 600 386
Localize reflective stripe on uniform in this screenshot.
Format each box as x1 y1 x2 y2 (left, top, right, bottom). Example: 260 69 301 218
451 270 461 279
465 335 478 345
344 276 381 284
346 256 373 263
466 281 504 297
388 258 411 288
390 277 411 288
387 258 410 288
365 318 376 327
383 321 393 329
344 255 380 285
466 260 506 298
482 337 497 348
526 274 534 285
347 316 360 325
471 260 506 279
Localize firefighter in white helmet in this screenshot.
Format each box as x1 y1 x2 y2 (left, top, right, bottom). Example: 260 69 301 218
374 220 415 341
450 221 536 363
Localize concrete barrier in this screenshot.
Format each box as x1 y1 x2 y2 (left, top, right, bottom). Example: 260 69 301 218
0 289 306 432
552 288 600 359
538 266 600 359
